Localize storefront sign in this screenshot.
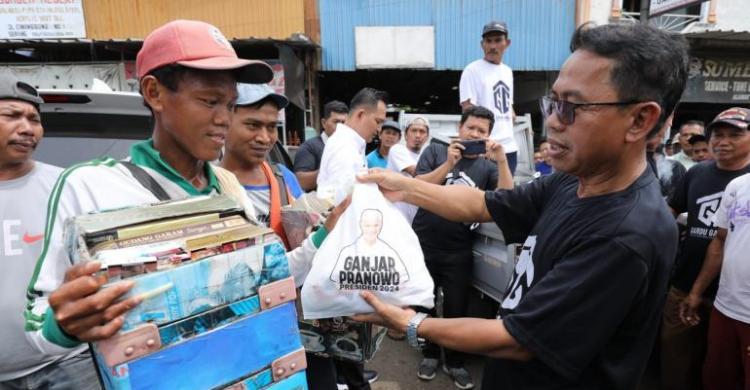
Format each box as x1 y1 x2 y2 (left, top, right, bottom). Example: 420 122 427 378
683 57 750 103
649 0 706 17
0 0 85 39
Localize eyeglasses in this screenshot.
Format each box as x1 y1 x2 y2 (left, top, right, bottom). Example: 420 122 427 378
539 96 643 125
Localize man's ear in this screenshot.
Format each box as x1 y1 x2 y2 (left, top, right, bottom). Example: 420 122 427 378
626 102 661 143
320 117 326 129
141 75 166 113
353 108 366 122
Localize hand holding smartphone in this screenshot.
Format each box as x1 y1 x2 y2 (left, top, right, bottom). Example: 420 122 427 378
460 139 486 156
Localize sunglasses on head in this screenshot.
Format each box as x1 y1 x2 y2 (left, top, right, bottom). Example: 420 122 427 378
539 96 643 125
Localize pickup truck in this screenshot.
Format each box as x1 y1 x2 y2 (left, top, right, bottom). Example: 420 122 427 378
409 114 534 304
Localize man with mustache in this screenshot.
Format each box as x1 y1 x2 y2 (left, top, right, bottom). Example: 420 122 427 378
0 75 99 389
355 22 687 389
459 20 518 174
221 83 353 390
662 107 750 390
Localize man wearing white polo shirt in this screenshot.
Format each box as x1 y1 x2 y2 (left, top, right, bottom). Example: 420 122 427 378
316 86 387 390
317 88 387 204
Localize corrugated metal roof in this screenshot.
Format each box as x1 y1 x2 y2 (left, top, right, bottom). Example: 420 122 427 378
319 0 576 71
684 29 750 40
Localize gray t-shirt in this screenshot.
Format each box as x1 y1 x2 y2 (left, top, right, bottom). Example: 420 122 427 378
0 161 83 380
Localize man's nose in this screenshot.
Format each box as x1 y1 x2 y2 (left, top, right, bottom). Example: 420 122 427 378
17 117 35 135
257 129 271 143
214 105 232 126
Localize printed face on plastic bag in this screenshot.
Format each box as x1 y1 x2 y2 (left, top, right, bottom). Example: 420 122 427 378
302 183 435 319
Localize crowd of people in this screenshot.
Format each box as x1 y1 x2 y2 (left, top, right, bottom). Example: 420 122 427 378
1 16 749 390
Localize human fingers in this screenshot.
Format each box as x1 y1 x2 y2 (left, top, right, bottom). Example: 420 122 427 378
351 313 386 326
360 291 388 312
75 316 126 342
63 261 104 282
49 271 109 311
64 297 134 335
53 280 135 325
449 141 465 151
324 195 351 231
357 169 387 184
61 296 139 337
678 301 697 326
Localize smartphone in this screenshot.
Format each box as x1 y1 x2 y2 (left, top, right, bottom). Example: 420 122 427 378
460 139 486 155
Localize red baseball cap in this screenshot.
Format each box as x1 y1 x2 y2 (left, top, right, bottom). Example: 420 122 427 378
136 20 273 83
707 107 750 136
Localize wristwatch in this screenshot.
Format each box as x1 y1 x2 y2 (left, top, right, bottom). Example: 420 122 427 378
406 312 428 349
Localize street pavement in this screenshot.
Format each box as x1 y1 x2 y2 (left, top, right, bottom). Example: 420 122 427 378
367 336 485 390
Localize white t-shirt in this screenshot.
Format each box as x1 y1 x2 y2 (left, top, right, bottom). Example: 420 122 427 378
713 173 750 324
386 144 420 174
386 144 422 223
317 123 367 205
459 59 517 153
0 162 86 381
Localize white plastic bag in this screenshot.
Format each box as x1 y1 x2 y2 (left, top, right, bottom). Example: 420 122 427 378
301 183 435 319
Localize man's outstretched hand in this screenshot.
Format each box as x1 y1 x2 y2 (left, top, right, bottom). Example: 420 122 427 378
352 291 417 333
356 169 413 203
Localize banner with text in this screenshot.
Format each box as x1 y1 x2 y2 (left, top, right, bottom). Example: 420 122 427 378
0 0 85 39
684 57 750 103
649 0 705 17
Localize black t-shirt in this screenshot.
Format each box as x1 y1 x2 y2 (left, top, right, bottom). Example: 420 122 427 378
483 170 676 390
293 135 325 172
412 142 498 251
668 161 750 297
653 154 686 200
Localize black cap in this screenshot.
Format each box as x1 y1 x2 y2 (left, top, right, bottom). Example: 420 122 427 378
381 120 402 133
0 74 43 108
482 21 508 37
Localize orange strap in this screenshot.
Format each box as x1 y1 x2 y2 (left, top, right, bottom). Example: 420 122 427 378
260 161 292 250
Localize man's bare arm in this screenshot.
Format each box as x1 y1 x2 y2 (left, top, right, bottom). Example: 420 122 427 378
680 228 727 325
419 317 532 360
401 165 417 177
690 229 726 298
353 291 532 361
496 159 513 190
360 170 492 223
295 170 318 192
415 161 452 185
416 141 462 185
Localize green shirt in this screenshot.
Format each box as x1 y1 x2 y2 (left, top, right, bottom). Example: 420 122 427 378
129 139 221 196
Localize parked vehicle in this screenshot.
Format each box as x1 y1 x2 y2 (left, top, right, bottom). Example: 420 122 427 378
35 89 292 169
414 113 534 304
35 88 522 305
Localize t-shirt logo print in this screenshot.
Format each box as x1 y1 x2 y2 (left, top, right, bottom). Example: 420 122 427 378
493 80 511 114
501 235 537 310
697 192 723 227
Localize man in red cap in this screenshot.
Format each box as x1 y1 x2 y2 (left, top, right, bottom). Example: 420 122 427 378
676 107 750 390
22 20 343 366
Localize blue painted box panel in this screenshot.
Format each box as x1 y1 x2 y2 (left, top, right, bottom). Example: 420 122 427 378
97 302 303 390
